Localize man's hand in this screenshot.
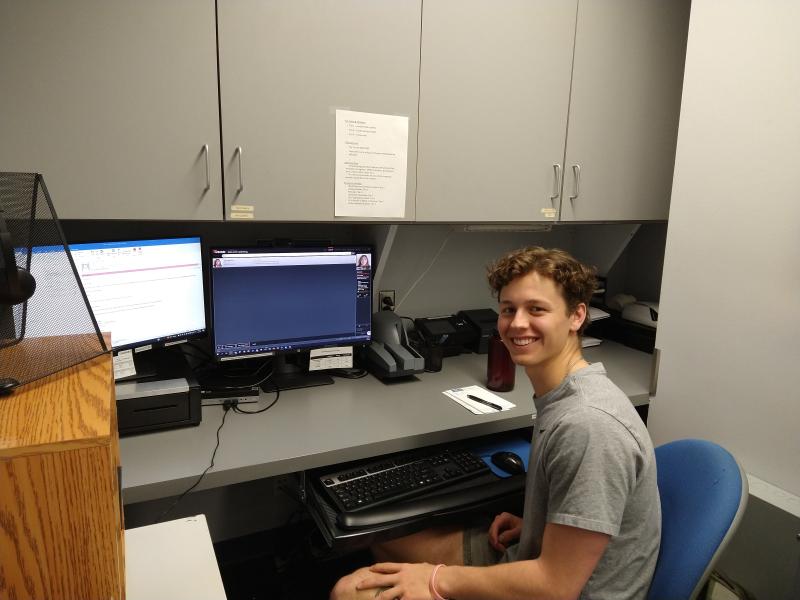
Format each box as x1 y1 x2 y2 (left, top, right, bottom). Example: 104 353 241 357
488 511 523 552
355 562 435 600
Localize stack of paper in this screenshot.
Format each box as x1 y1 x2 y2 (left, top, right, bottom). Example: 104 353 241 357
583 307 611 348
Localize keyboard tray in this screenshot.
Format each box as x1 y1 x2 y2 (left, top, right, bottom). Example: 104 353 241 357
306 469 525 551
305 429 532 551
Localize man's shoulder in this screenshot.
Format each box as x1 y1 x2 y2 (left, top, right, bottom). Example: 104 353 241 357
552 394 651 456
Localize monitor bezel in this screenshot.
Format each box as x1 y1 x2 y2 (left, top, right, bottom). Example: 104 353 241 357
68 235 208 353
209 244 373 362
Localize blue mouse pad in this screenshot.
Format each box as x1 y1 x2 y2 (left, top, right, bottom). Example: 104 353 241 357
469 435 532 478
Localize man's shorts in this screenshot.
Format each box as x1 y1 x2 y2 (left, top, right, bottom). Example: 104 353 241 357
462 523 506 566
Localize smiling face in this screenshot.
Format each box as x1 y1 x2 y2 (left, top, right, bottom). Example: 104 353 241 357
497 271 586 378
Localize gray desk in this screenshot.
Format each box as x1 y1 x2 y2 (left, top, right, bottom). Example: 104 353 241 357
120 341 651 504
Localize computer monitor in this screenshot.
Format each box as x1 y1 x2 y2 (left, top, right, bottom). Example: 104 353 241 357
210 245 372 389
68 237 206 375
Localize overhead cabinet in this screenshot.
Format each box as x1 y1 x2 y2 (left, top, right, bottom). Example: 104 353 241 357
1 0 687 223
0 0 223 220
416 0 690 223
217 0 422 221
559 0 690 221
416 0 577 222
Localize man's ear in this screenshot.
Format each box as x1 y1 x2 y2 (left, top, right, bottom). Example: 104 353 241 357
570 303 587 332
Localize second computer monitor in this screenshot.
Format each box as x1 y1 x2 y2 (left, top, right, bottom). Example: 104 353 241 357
69 236 206 352
210 246 372 361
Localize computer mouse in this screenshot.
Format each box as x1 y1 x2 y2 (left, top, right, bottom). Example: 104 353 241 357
490 450 526 475
0 378 19 396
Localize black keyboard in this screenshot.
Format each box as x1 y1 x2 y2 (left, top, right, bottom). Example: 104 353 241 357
315 447 491 514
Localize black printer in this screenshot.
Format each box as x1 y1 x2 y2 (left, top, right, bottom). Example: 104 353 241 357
457 308 499 354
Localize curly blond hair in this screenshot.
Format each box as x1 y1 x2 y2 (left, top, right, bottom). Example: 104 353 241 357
487 247 597 335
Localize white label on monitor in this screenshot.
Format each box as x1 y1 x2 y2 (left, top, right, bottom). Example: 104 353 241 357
309 346 353 371
165 339 187 347
113 350 137 380
134 345 152 353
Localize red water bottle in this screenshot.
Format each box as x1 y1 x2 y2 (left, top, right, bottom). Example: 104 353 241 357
487 331 515 392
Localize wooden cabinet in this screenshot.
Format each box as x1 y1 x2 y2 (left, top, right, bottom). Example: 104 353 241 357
416 0 689 223
558 0 690 221
217 0 421 221
0 0 222 220
416 0 577 222
0 352 124 600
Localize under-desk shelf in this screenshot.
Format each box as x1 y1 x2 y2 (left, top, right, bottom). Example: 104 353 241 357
119 341 652 504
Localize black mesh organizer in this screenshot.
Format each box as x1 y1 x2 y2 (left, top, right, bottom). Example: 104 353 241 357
0 172 107 391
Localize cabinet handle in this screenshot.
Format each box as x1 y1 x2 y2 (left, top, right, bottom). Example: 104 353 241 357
550 164 562 201
235 146 244 193
569 164 581 200
202 144 210 192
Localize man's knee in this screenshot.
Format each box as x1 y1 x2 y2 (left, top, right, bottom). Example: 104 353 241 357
330 566 374 600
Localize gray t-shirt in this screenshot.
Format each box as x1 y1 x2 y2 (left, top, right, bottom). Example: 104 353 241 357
508 362 661 600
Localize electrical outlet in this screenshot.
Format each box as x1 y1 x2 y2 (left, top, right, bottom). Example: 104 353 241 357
379 290 396 311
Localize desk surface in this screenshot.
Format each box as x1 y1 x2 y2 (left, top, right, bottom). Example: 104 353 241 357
120 341 651 504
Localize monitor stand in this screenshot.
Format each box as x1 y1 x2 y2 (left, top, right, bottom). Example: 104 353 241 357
265 353 334 392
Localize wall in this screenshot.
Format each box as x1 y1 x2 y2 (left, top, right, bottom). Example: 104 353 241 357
61 220 667 324
375 223 658 319
648 1 800 596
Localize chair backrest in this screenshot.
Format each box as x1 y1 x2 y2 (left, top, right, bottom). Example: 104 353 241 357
647 439 748 600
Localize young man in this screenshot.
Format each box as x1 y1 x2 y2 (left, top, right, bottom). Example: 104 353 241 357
331 247 661 600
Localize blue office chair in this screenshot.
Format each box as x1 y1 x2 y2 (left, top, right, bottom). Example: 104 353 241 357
647 439 748 600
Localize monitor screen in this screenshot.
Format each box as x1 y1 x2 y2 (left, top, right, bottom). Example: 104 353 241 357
68 237 206 351
210 246 372 360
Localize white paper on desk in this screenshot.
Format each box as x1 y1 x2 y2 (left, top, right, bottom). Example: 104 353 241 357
334 109 408 218
309 346 353 371
443 385 516 415
589 306 611 321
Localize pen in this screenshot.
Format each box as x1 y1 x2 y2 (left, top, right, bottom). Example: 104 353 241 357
467 394 502 411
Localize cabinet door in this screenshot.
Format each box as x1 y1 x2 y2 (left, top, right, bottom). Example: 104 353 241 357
559 0 690 221
218 0 421 222
416 0 576 222
0 1 222 220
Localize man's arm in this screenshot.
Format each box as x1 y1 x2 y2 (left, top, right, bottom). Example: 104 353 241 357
437 522 609 600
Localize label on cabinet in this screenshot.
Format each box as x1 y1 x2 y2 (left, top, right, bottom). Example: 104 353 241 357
334 109 408 218
229 204 255 220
